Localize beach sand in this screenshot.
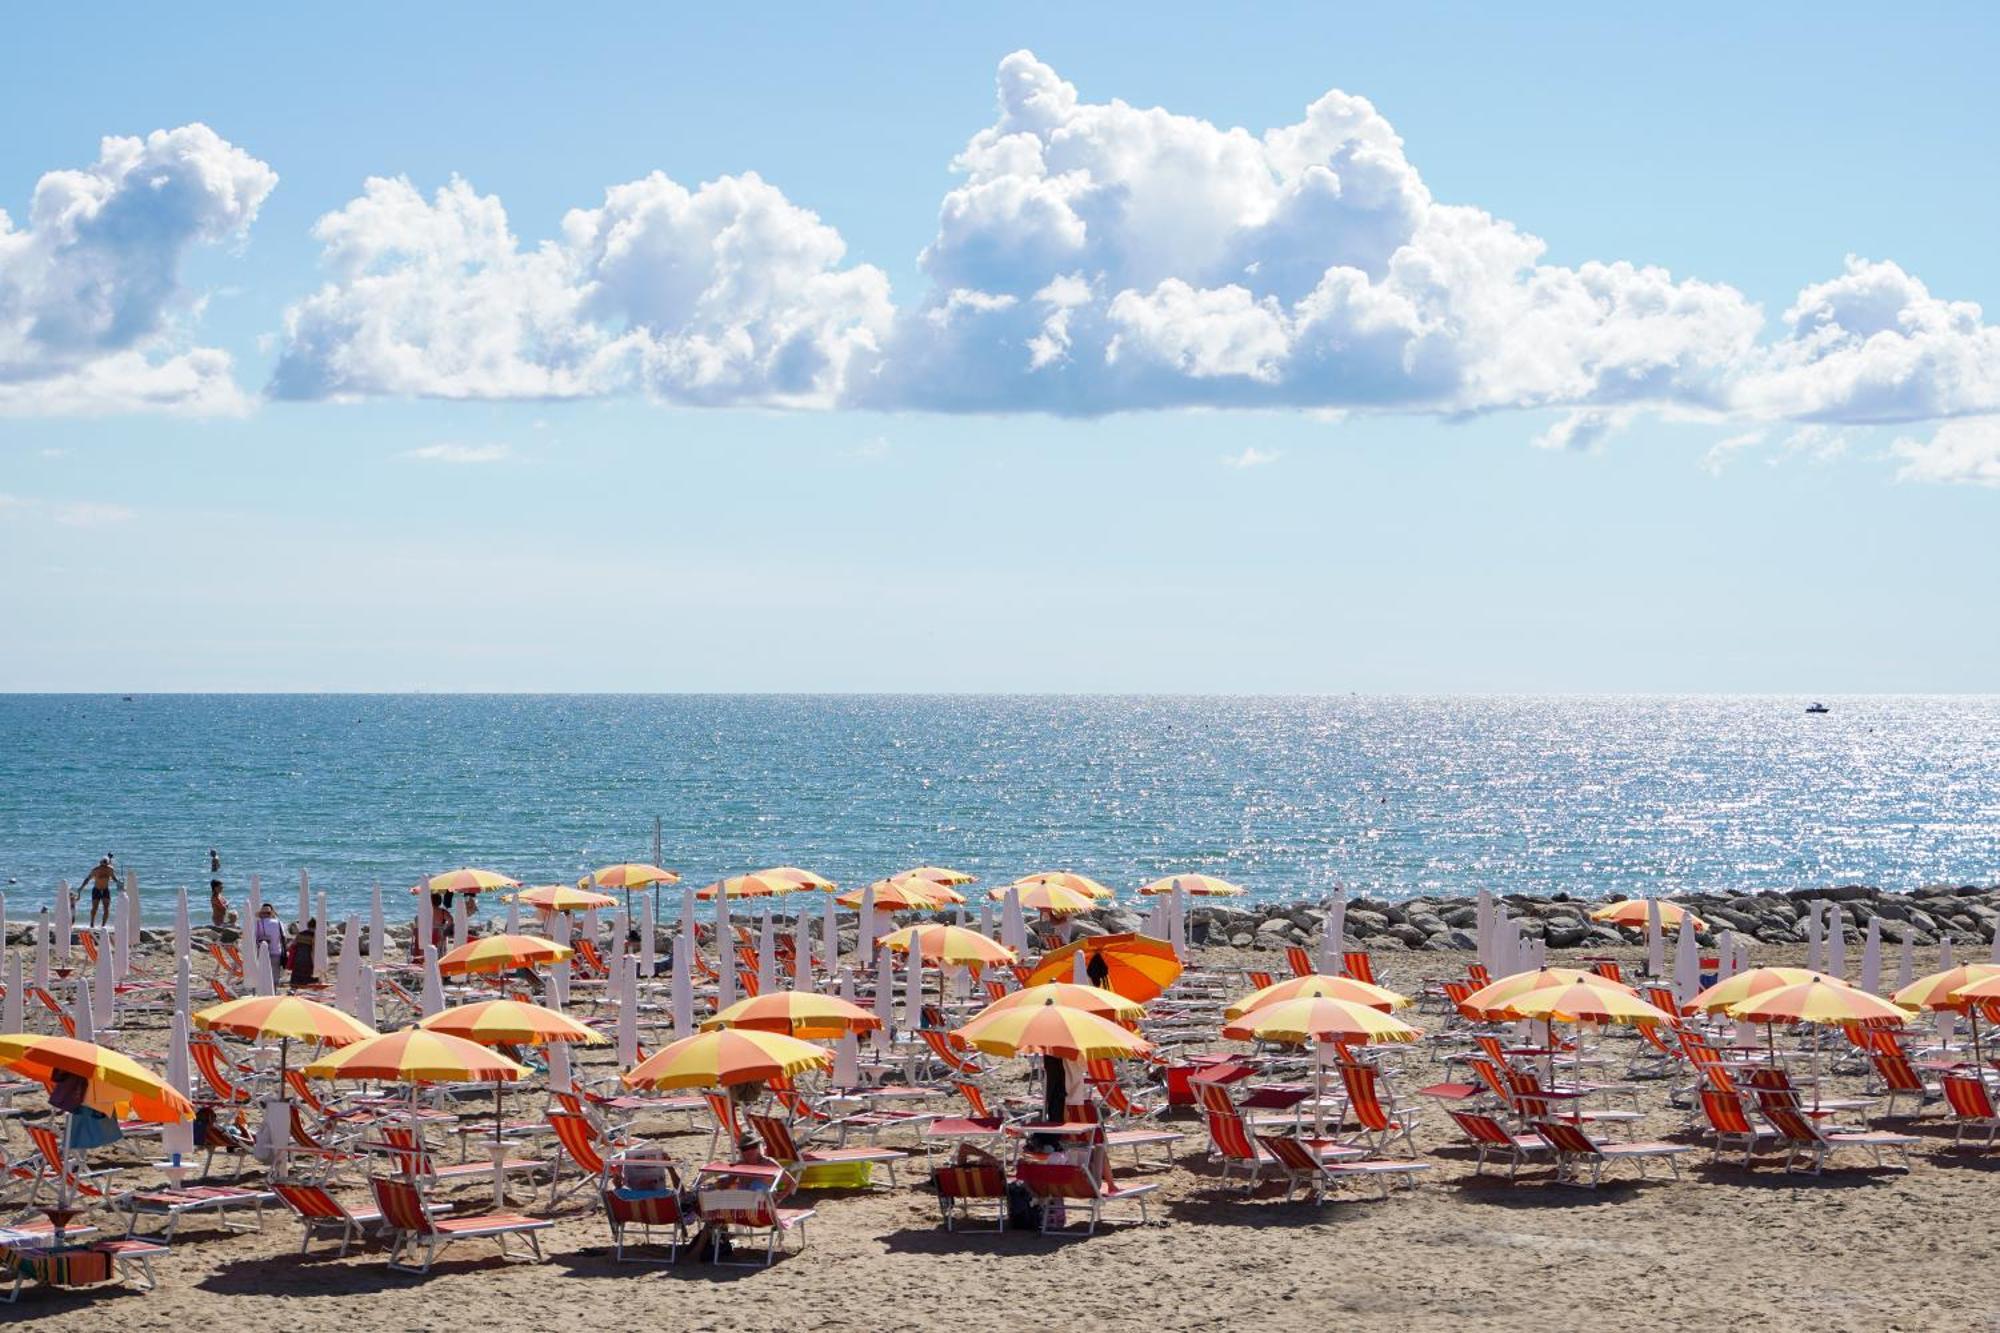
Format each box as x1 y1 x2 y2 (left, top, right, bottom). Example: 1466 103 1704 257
10 941 2000 1332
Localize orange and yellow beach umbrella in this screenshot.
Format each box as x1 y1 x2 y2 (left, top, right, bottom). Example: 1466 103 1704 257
703 992 883 1039
696 874 787 901
1027 933 1182 1002
622 1029 832 1091
752 867 839 893
838 877 943 911
1225 973 1412 1020
1458 967 1633 1021
437 933 573 976
877 924 1017 971
583 863 681 891
417 999 605 1048
994 880 1097 917
1136 874 1245 898
1015 872 1116 901
0 1034 194 1123
513 884 617 914
1221 995 1421 1045
303 1027 530 1084
1730 978 1907 1029
410 867 520 896
1588 898 1708 932
1688 967 1848 1015
972 983 1145 1024
897 866 978 887
954 998 1153 1061
194 994 379 1047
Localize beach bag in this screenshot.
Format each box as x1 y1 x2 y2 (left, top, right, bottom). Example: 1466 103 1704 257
1005 1180 1042 1231
68 1107 123 1150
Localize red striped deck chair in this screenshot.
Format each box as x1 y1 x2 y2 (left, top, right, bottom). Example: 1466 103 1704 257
381 975 420 1011
545 1109 625 1207
1467 963 1492 989
603 1156 687 1262
567 937 607 977
1699 1088 1778 1167
924 1081 1009 1141
1340 951 1375 984
747 1112 906 1187
736 967 762 997
919 1026 985 1077
1447 1109 1549 1180
983 979 1008 1003
1942 1073 2000 1147
1869 1049 1939 1117
1283 946 1315 979
690 948 719 981
733 944 759 974
1532 1119 1691 1187
1016 1140 1159 1232
1245 970 1275 992
1202 1108 1279 1187
1009 965 1034 987
369 1175 551 1273
79 932 99 964
1441 979 1473 1018
704 1090 745 1160
1759 1103 1918 1175
374 1124 533 1187
271 1181 383 1256
1338 1060 1418 1155
208 942 243 979
1591 960 1624 984
191 1036 252 1104
208 977 237 1002
696 1185 815 1266
28 986 77 1038
932 1145 1007 1231
26 1124 117 1203
1642 985 1685 1019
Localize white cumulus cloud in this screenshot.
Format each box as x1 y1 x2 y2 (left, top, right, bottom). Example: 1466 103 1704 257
402 442 511 464
1891 418 2000 487
0 125 275 416
271 171 892 407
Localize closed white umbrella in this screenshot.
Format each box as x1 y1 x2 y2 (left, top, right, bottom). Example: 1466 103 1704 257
1673 913 1698 1005
313 890 330 979
1645 899 1664 978
615 956 638 1067
54 879 72 963
254 938 277 997
757 908 777 993
679 888 698 965
639 891 656 979
872 948 895 1032
370 884 386 962
856 884 876 967
1322 885 1346 973
1828 905 1847 978
1804 901 1823 973
1071 951 1089 985
671 933 693 1038
1861 918 1883 993
902 934 923 1031
93 926 114 1022
834 967 861 1085
34 908 50 992
420 943 445 1016
126 870 142 976
1714 930 1735 983
792 912 814 993
978 900 994 941
548 1039 573 1094
550 910 572 1010
174 949 191 1038
162 1008 196 1159
505 892 520 936
821 893 839 985
454 891 471 944
1 952 22 1033
1475 888 1492 974
1002 885 1026 954
1169 886 1188 960
298 870 310 929
714 888 735 1013
73 970 95 1044
356 964 377 1030
336 916 362 1014
174 885 191 960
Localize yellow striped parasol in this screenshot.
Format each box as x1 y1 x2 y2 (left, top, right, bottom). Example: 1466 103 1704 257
1502 979 1676 1027
303 1027 530 1084
1457 967 1634 1021
582 863 681 891
1027 933 1181 1002
436 933 573 976
1687 967 1849 1015
410 867 520 896
621 1029 832 1091
1221 995 1421 1045
1224 973 1413 1019
416 1000 606 1047
896 866 978 887
838 876 943 911
953 998 1153 1061
1730 978 1907 1029
702 992 883 1039
1589 898 1708 932
1894 965 2000 1013
513 883 618 914
971 983 1145 1023
1015 872 1116 901
1135 874 1245 897
0 1034 194 1123
751 866 839 893
992 880 1097 916
194 995 379 1046
877 924 1017 971
696 874 787 901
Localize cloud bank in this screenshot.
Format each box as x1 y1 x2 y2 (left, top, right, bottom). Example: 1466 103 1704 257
0 125 276 416
9 53 2000 484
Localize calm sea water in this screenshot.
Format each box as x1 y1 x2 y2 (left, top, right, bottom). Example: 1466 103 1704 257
0 695 1996 920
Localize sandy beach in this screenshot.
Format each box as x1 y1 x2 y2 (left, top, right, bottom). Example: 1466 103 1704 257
8 935 1997 1333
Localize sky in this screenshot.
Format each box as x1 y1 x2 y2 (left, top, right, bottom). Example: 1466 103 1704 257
2 4 1996 692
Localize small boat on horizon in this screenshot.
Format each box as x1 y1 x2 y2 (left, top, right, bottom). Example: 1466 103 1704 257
1805 701 1830 714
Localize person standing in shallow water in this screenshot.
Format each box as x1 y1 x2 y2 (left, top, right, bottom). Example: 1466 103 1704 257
209 878 228 929
80 854 121 929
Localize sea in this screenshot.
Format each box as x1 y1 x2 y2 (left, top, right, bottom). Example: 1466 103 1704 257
0 694 1995 921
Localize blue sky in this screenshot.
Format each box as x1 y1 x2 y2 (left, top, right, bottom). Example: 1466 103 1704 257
2 5 1996 691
